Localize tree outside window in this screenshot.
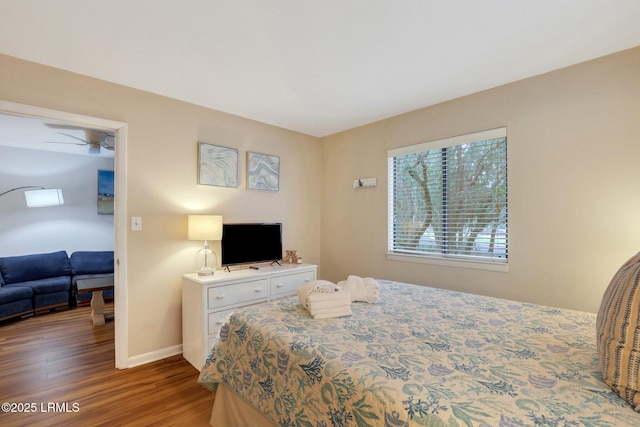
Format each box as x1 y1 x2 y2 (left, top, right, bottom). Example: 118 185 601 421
388 128 507 263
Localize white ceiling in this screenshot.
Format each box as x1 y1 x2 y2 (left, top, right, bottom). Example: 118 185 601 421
1 0 640 137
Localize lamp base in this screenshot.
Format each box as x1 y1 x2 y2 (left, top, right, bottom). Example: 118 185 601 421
197 268 215 276
195 243 217 276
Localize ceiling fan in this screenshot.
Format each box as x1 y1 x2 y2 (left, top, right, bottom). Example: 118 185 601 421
44 123 115 154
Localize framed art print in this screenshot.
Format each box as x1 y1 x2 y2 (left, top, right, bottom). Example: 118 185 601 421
198 142 238 188
97 169 114 215
247 151 280 191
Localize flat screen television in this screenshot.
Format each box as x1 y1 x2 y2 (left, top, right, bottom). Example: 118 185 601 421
221 223 283 267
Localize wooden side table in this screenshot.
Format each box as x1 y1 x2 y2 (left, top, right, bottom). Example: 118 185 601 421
76 276 114 326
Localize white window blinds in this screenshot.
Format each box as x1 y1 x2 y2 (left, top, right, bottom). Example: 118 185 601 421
388 128 507 263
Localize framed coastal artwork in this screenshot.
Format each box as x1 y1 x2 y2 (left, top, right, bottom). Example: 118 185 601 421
97 169 114 215
198 142 238 188
247 151 280 191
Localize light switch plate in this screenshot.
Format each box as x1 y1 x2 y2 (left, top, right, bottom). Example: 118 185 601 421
131 216 142 231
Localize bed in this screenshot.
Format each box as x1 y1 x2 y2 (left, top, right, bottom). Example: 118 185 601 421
198 280 640 426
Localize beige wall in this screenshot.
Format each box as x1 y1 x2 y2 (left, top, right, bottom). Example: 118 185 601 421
1 45 638 363
0 54 321 360
321 46 640 313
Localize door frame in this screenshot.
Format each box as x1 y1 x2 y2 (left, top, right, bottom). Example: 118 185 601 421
0 100 129 369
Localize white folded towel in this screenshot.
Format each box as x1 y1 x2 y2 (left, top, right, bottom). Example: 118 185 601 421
297 280 352 319
297 279 340 305
337 275 380 303
307 295 351 313
304 292 350 303
306 302 350 313
310 305 352 320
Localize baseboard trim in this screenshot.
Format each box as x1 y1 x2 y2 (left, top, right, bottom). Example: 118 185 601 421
126 344 183 368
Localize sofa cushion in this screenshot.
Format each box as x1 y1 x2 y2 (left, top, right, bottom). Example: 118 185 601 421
33 290 70 310
0 271 4 287
70 251 114 275
0 286 32 304
0 299 33 320
20 277 71 294
0 251 71 284
597 251 640 410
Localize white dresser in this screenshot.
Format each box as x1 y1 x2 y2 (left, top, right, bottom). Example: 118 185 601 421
182 263 317 370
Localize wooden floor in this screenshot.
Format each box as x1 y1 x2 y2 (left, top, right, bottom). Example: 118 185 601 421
0 304 215 427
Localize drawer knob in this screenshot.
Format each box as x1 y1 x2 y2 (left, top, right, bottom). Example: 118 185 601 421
216 294 225 300
254 287 263 292
276 283 283 288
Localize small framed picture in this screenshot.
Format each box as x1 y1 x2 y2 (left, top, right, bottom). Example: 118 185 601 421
247 152 280 191
97 170 114 215
198 142 238 188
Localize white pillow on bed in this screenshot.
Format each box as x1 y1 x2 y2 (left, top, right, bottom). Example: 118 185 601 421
596 251 640 411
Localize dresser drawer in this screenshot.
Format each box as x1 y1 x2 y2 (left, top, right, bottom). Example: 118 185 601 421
271 270 315 298
207 278 269 309
207 308 236 336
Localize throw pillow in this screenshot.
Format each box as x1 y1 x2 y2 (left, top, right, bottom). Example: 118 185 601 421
596 251 640 410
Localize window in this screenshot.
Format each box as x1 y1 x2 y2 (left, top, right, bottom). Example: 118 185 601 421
388 127 507 266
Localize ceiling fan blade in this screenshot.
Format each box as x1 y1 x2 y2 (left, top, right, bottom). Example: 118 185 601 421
45 123 115 138
43 124 115 155
58 132 90 144
44 140 87 146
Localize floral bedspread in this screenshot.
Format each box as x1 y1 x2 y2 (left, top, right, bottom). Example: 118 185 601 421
198 280 640 426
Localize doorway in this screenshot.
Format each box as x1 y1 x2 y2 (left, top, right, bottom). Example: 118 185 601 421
0 100 129 368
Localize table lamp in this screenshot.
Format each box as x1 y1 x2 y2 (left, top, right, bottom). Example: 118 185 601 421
188 215 223 276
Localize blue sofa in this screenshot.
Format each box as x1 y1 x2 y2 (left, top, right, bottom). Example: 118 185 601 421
0 250 114 322
0 250 72 318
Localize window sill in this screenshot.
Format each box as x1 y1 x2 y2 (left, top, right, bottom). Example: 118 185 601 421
387 252 508 272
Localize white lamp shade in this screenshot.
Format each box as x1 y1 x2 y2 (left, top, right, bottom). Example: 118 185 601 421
188 215 223 241
24 188 64 207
